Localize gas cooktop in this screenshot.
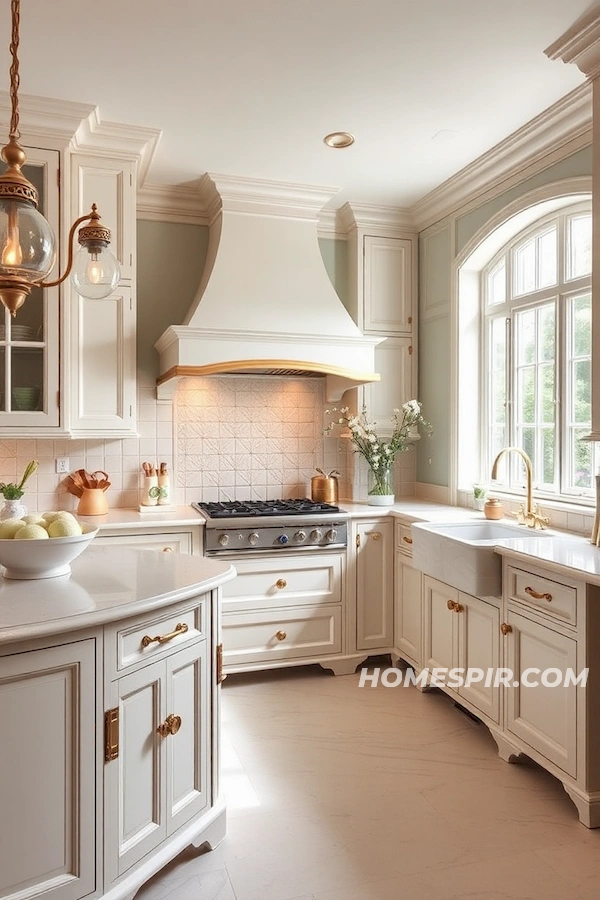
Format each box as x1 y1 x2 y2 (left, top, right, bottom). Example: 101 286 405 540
192 499 342 519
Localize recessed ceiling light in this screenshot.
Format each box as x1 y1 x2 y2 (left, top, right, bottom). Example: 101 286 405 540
323 132 355 149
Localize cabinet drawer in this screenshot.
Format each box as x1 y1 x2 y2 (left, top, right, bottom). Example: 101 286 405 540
95 531 192 554
395 522 414 557
222 553 343 612
506 566 577 625
223 606 342 666
105 598 207 677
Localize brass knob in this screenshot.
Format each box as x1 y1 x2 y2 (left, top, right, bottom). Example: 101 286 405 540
500 623 513 635
276 579 287 589
454 603 464 613
157 713 182 737
447 599 457 611
162 547 174 553
402 536 413 544
275 630 287 641
525 586 552 601
370 532 381 540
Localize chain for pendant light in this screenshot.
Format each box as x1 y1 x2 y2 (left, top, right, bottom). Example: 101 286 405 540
8 0 20 141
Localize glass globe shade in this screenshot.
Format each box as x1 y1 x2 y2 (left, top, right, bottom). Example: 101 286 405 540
71 244 121 300
0 197 56 282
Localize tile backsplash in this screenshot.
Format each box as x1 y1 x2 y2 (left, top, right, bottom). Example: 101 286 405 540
2 372 416 512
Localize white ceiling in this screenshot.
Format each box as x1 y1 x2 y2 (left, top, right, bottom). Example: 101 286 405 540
0 0 590 210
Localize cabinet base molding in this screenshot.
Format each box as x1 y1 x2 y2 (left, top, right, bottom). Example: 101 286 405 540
224 653 369 677
104 801 226 900
562 785 600 829
490 730 525 764
320 655 370 676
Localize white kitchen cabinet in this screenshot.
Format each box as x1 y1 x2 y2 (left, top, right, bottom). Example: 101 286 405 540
220 551 352 673
362 235 414 334
104 638 210 881
69 154 137 436
355 519 393 651
94 524 203 555
503 609 577 777
360 336 414 436
422 575 500 723
0 638 97 900
394 521 422 669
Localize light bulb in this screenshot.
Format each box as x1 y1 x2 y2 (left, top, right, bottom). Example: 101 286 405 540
1 234 22 266
71 244 120 300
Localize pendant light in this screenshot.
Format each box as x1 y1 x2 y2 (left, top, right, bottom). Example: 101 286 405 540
0 0 120 316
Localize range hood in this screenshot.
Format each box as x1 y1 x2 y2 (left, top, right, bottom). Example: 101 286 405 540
155 174 382 402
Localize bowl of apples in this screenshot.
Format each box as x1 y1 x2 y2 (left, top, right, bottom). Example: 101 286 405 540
0 511 98 579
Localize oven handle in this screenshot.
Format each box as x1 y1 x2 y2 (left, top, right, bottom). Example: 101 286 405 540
204 544 348 558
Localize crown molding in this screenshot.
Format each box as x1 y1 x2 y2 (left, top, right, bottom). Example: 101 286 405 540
545 5 600 79
336 201 416 237
136 182 210 225
0 92 161 187
411 82 592 232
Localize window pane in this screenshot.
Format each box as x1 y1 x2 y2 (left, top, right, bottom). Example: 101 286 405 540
520 427 535 471
541 364 554 422
487 260 506 306
572 430 592 490
539 305 555 362
573 359 591 423
515 238 536 295
517 309 536 365
541 427 555 485
568 214 591 280
538 228 557 288
572 293 591 358
518 367 535 423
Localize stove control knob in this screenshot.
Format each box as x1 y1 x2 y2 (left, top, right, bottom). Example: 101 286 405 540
310 529 323 542
294 530 306 543
248 532 260 546
218 533 229 547
325 528 337 543
278 534 289 545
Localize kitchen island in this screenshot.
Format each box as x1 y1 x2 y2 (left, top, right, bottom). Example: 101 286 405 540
0 546 236 900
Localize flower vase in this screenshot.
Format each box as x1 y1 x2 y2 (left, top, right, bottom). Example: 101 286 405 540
0 498 27 520
367 466 395 506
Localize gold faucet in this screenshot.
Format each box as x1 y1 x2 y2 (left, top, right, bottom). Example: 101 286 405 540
490 447 549 530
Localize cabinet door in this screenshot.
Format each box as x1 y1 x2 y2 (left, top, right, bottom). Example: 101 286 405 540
361 337 413 436
165 642 210 835
356 520 393 651
505 611 577 777
69 284 136 435
423 575 457 671
363 235 413 334
105 662 166 880
0 640 96 900
457 593 500 722
394 556 422 667
71 155 135 281
95 531 192 554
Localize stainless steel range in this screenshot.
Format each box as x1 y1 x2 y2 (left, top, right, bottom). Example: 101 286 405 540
192 499 348 556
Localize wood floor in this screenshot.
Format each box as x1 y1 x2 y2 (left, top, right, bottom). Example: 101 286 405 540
135 661 600 900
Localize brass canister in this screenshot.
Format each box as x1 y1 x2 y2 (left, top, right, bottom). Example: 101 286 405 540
311 473 339 504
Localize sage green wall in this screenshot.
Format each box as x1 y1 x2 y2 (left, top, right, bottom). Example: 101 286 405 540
136 221 208 381
136 226 347 381
417 145 592 486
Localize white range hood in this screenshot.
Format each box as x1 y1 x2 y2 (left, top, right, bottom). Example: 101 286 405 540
155 174 382 401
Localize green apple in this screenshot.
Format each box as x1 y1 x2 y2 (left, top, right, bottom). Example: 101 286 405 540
0 518 26 539
14 524 50 540
48 518 82 538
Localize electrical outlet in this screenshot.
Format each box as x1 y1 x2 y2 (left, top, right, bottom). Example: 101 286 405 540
55 457 70 474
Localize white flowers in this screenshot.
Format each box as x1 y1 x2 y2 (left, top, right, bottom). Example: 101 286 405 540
324 401 432 477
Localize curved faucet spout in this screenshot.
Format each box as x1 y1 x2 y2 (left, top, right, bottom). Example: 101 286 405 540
490 446 533 518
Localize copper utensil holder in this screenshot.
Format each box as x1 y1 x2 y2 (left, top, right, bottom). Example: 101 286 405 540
77 488 109 516
311 475 339 504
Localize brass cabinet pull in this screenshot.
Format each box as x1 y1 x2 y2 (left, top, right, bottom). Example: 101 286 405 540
370 532 381 540
500 623 513 635
275 630 287 641
157 713 182 737
141 621 188 648
162 547 174 552
454 603 464 613
525 586 552 602
402 536 413 544
447 599 457 611
217 643 227 684
276 578 287 589
104 708 119 762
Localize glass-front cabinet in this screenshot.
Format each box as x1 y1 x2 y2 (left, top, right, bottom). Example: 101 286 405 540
0 148 60 429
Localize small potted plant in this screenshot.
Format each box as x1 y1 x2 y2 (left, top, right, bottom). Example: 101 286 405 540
0 459 39 521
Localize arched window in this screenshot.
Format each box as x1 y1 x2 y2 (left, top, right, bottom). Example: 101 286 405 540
481 202 596 499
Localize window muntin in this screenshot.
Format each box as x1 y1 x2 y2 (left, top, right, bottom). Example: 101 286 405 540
483 207 597 501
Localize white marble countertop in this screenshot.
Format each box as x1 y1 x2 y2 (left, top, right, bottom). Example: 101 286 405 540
493 537 600 586
0 547 235 645
77 505 205 529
